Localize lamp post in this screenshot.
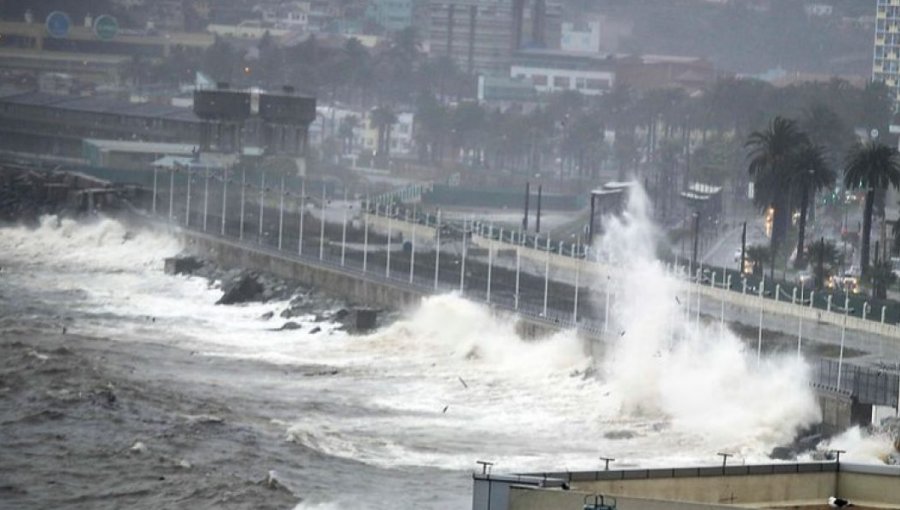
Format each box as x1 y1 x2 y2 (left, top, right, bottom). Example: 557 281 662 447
258 170 265 243
221 166 228 236
238 167 245 240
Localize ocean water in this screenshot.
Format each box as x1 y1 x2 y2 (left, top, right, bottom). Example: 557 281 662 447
0 190 887 509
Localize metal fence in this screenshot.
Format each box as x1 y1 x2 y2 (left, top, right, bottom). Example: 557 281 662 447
136 166 897 406
814 358 899 407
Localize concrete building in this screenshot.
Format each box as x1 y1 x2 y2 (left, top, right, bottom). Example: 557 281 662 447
616 54 721 95
473 461 900 510
0 92 202 158
367 0 416 32
560 20 600 53
510 49 615 95
874 0 900 110
352 110 415 157
428 0 562 75
255 1 311 30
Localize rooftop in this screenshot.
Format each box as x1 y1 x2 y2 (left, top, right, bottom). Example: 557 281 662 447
0 91 200 122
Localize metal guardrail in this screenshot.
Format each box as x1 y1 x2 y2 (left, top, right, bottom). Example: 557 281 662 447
159 208 895 407
814 358 899 407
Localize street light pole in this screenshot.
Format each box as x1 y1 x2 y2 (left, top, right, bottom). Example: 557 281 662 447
319 183 326 260
185 166 192 226
487 223 493 303
341 189 347 267
221 166 228 236
168 168 175 222
543 237 550 316
409 208 416 284
258 170 265 243
434 210 442 290
239 167 245 240
837 295 848 391
757 278 765 365
278 173 285 250
152 166 158 215
297 180 306 255
203 164 209 231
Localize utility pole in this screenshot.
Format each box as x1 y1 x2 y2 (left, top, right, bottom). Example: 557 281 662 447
740 221 747 274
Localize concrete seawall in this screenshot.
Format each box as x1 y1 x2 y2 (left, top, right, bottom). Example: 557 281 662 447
178 228 425 311
171 224 575 341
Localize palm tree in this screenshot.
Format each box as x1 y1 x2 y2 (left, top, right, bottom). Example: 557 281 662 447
791 143 835 268
746 116 808 276
338 115 358 155
807 238 840 289
864 260 896 299
370 106 397 165
844 140 900 275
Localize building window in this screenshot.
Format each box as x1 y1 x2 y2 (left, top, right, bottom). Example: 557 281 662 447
586 78 610 90
531 74 548 86
553 76 570 88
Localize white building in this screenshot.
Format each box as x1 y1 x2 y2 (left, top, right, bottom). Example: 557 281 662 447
560 21 600 53
353 111 415 157
255 1 310 30
510 49 615 96
874 0 900 109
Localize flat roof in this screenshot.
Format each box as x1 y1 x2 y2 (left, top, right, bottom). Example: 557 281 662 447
84 139 196 154
0 91 201 122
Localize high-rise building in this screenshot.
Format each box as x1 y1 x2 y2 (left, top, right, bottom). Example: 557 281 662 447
428 0 560 75
874 0 900 110
367 0 415 32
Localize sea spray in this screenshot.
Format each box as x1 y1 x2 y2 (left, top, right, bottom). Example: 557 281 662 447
1 214 182 271
362 293 590 375
816 426 897 463
597 184 821 448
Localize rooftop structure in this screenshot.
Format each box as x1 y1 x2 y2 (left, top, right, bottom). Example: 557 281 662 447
511 49 616 95
874 0 900 110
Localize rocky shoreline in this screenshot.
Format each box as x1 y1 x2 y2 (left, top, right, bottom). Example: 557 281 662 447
164 254 391 335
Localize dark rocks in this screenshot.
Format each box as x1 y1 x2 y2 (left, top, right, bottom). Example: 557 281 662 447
217 274 264 305
308 327 321 334
259 311 274 321
330 308 379 333
354 308 378 331
164 256 203 276
279 322 302 331
769 446 794 461
603 430 635 440
768 428 822 461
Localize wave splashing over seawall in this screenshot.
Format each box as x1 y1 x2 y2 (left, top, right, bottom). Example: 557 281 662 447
596 184 821 451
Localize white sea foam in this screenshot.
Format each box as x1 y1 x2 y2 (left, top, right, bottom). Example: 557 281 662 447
0 203 878 492
596 184 821 449
817 426 896 463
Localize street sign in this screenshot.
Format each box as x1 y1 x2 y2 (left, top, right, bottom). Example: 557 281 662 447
45 11 71 39
93 15 118 41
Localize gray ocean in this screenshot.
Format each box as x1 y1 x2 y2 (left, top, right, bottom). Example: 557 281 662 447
0 213 885 509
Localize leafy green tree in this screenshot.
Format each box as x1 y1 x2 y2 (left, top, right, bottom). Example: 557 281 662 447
844 141 900 275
